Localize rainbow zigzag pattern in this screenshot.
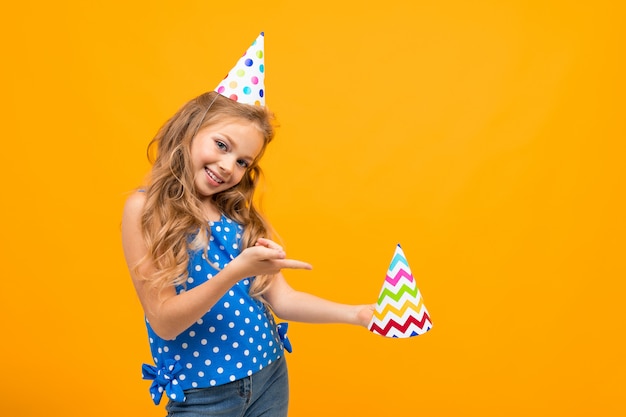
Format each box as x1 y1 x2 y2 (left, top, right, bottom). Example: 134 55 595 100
368 244 432 338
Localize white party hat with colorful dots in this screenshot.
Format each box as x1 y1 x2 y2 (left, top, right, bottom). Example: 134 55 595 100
215 32 265 106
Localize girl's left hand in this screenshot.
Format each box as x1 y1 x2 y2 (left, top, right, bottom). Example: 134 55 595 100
356 304 376 327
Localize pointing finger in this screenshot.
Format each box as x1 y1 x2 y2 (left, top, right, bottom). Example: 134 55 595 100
277 259 313 270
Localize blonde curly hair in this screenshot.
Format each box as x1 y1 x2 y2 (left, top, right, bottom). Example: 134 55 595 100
137 91 277 299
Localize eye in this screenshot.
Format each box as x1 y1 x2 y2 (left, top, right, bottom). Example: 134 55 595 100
215 140 228 151
237 159 250 168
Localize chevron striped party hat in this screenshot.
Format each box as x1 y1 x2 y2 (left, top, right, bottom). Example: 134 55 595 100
215 32 265 106
368 244 433 338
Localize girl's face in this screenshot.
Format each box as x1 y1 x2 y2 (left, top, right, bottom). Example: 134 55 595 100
190 118 264 203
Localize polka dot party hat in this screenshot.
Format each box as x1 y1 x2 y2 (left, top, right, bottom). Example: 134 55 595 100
215 32 265 106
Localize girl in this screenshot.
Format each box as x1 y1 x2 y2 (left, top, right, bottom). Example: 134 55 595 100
121 91 374 416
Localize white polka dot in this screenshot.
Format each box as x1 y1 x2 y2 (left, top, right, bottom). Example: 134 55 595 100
213 347 220 353
224 302 230 308
198 371 205 377
225 354 231 361
164 346 169 352
244 350 250 356
187 277 194 284
254 325 259 331
175 355 181 361
194 265 201 272
237 362 243 369
186 363 193 369
219 245 225 250
201 339 207 345
224 227 230 232
229 322 235 328
210 380 217 386
229 290 235 296
239 298 246 304
243 279 249 285
205 359 212 366
221 334 228 341
247 370 253 376
240 330 245 336
230 375 236 381
192 382 198 388
209 326 216 333
217 367 224 374
182 343 188 349
216 226 221 232
189 331 196 337
233 243 238 249
179 374 186 380
233 342 239 348
193 351 200 357
244 318 250 324
216 314 223 320
171 393 177 399
235 310 241 316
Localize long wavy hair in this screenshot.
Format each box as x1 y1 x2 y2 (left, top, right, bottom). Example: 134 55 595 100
137 91 277 300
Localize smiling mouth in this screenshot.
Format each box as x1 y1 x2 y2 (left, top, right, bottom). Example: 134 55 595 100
206 168 224 184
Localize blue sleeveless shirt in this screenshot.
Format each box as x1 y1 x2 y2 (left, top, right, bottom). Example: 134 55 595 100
141 215 287 405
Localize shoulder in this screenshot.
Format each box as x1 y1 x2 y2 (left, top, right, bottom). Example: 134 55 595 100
122 190 148 234
121 190 148 263
123 190 147 218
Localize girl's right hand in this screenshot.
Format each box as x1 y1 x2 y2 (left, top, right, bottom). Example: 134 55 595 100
226 238 312 280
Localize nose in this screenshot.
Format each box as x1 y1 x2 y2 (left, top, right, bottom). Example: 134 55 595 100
218 156 236 176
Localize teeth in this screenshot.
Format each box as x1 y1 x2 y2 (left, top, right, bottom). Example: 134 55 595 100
206 169 223 184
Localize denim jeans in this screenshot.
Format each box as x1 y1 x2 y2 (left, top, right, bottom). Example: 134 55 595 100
165 357 289 417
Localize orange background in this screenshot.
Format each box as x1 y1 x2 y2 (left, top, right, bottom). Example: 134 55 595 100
1 1 625 416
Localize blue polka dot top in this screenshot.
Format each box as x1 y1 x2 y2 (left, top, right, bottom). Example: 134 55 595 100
141 215 285 405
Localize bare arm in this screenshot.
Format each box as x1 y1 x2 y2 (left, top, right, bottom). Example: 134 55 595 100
263 272 375 328
121 191 312 340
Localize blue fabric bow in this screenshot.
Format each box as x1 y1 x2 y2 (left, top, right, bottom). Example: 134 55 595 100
142 359 186 405
277 322 292 353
